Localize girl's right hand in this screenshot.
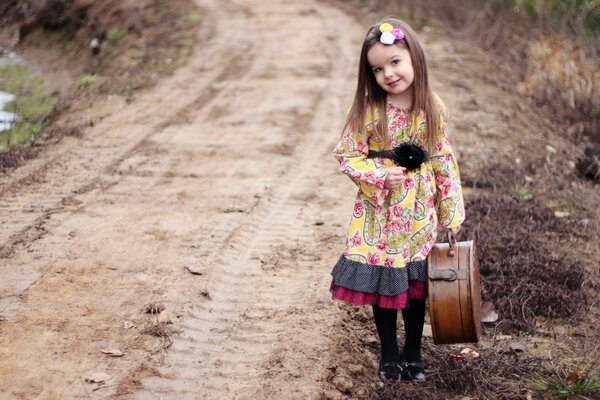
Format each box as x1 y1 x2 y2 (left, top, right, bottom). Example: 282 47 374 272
384 166 407 189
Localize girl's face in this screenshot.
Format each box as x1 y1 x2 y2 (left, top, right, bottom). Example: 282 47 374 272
367 43 414 105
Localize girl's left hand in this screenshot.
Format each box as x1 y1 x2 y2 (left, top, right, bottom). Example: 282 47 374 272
450 226 461 237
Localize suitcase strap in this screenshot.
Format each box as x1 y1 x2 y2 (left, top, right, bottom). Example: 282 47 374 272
429 268 469 281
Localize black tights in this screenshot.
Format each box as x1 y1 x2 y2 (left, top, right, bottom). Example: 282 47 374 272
372 299 426 364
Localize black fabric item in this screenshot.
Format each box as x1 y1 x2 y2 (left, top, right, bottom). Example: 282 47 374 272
368 143 429 171
402 299 426 363
331 255 427 296
372 305 400 364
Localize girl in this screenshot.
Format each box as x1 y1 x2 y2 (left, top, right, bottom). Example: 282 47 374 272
330 18 465 382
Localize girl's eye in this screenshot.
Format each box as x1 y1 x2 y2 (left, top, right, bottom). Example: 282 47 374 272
373 67 382 73
392 59 400 65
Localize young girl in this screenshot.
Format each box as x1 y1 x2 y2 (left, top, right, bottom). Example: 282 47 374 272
330 18 465 382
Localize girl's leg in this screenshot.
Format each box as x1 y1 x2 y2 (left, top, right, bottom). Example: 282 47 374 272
400 299 426 381
401 299 426 362
372 304 400 363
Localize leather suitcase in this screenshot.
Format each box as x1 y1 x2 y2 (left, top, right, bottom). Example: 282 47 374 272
426 233 481 344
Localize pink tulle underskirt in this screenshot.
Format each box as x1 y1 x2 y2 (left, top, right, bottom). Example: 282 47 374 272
330 280 427 309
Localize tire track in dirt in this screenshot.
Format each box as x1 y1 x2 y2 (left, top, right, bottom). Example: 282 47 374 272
0 0 362 398
0 0 244 311
132 1 360 399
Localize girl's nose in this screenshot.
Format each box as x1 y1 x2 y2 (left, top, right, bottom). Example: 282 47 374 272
384 67 394 78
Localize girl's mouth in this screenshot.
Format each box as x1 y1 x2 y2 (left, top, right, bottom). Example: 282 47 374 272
388 79 401 87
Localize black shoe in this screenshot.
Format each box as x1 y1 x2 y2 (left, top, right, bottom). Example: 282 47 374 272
379 359 402 381
400 361 425 381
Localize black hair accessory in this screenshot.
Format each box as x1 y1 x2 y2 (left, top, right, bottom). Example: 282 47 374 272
368 143 429 170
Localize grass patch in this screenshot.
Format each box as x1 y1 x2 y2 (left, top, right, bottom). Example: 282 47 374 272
106 26 126 44
513 187 533 200
0 61 55 150
530 367 600 399
75 73 102 91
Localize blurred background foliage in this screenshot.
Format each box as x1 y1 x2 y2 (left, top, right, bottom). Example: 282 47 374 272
0 61 55 150
346 0 600 143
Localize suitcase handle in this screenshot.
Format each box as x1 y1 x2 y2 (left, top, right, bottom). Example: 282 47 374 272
428 267 469 281
429 268 458 281
447 231 457 257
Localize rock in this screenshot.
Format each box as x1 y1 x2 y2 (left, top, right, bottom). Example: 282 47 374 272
84 372 111 383
101 348 124 357
157 309 173 324
184 265 204 275
123 321 135 329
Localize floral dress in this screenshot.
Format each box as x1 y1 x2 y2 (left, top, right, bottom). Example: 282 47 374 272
330 100 465 309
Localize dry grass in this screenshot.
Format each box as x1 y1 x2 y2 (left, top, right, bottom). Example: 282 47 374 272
339 0 600 149
140 321 178 354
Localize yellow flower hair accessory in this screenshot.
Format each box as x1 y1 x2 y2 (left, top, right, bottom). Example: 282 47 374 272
379 23 393 33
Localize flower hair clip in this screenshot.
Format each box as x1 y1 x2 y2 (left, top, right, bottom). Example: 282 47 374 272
379 23 405 45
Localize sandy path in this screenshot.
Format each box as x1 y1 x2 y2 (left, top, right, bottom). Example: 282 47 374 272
0 0 359 398
2 0 588 398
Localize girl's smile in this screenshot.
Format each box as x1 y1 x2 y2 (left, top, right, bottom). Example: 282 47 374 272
367 43 415 107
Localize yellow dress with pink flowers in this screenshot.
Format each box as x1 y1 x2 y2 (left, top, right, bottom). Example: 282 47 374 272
330 100 464 309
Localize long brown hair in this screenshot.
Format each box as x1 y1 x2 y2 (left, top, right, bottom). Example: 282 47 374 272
344 18 440 152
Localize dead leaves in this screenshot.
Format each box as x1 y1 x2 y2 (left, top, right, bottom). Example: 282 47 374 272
481 301 499 323
447 347 481 363
498 341 527 354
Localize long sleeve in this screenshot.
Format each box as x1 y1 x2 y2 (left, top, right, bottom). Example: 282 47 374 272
333 120 389 206
430 111 465 228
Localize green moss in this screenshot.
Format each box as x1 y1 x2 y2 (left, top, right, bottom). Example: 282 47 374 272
13 122 43 144
0 61 56 149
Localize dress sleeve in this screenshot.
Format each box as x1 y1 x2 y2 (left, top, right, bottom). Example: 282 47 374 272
332 120 389 206
431 109 465 229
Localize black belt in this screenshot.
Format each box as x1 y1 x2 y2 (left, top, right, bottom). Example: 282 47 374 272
367 143 429 171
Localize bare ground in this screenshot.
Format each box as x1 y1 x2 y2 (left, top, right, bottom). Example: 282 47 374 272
1 0 598 399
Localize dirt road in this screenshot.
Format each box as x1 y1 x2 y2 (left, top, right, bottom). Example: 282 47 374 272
2 0 595 399
0 0 362 398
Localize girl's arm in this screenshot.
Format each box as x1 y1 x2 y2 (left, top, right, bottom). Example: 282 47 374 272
333 121 389 206
431 109 465 229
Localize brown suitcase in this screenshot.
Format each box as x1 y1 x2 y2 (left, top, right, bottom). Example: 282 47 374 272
426 233 481 344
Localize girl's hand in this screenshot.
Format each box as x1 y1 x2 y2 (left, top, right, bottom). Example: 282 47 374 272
384 167 407 189
450 226 461 237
